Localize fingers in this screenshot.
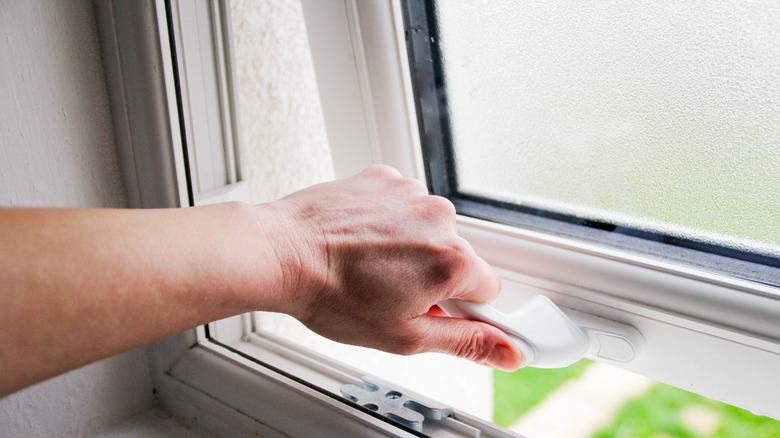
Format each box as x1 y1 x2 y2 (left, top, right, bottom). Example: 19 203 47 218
405 190 499 305
410 315 523 372
411 191 499 304
454 246 502 304
424 205 500 303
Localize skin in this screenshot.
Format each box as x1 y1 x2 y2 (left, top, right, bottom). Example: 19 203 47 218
0 165 522 398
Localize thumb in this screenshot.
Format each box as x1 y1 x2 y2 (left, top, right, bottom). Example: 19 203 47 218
414 315 523 372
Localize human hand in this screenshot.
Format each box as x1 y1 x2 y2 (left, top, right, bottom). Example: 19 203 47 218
263 165 522 371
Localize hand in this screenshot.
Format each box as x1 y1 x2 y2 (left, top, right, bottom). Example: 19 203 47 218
0 165 520 397
263 165 522 371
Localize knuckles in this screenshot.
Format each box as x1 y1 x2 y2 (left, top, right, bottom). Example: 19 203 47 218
424 237 472 287
398 177 430 197
387 322 491 364
362 165 430 197
364 164 402 180
410 195 456 224
453 328 491 363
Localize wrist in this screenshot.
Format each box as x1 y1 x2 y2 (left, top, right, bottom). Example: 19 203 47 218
180 201 294 317
248 200 328 318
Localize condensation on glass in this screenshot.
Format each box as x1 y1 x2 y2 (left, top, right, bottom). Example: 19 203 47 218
436 1 780 256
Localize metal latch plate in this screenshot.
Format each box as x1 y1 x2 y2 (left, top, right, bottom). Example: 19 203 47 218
340 376 454 431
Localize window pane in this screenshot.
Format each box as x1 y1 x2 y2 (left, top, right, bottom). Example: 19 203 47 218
436 1 780 257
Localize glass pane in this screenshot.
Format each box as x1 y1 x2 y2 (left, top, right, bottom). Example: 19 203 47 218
436 1 780 257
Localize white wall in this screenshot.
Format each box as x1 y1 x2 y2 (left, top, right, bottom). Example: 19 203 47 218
0 1 154 436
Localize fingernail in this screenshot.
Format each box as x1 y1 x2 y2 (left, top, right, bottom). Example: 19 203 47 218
486 344 523 372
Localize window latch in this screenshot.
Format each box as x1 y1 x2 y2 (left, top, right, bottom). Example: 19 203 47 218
340 375 454 432
438 295 644 368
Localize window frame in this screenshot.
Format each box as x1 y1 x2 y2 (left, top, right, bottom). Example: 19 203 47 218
99 0 780 435
305 0 780 420
402 0 780 284
99 1 515 436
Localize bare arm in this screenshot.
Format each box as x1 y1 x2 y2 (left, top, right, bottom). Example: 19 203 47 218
0 165 521 397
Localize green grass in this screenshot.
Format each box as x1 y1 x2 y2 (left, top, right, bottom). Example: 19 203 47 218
493 359 592 428
592 383 780 438
493 362 780 436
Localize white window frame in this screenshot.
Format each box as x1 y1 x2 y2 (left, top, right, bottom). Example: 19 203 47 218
98 0 780 435
304 0 780 420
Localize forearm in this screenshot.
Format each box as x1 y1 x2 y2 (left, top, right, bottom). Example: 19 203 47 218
0 202 286 396
0 166 522 397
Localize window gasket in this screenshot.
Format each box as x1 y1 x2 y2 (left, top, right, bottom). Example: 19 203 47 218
400 0 780 286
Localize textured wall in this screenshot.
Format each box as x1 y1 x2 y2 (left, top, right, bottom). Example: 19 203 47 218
0 1 153 436
230 0 335 203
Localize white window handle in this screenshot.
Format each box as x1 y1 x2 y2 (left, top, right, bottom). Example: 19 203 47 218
437 295 644 368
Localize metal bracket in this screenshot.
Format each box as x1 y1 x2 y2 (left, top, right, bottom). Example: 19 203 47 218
340 376 454 431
